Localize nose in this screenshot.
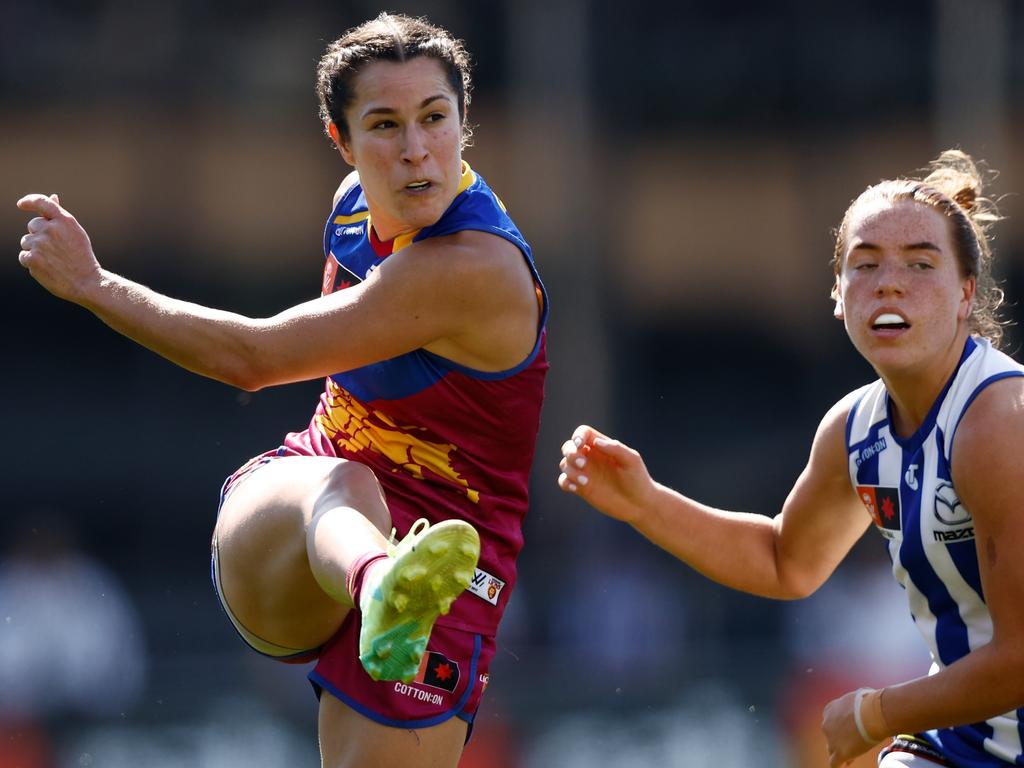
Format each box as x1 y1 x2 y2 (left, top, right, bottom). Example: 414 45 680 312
874 262 905 297
401 125 429 165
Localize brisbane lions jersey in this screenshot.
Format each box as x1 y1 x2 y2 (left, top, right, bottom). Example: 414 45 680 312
282 162 548 637
846 336 1024 767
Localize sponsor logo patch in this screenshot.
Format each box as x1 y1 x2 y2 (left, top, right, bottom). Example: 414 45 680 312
321 256 338 297
904 463 919 491
857 485 901 538
933 482 971 525
392 681 444 706
933 481 974 542
855 437 888 467
321 253 363 296
467 567 505 605
414 651 460 693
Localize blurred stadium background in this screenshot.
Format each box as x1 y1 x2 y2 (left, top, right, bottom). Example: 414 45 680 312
2 1 1022 765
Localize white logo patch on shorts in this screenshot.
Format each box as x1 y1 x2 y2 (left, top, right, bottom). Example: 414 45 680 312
467 567 505 605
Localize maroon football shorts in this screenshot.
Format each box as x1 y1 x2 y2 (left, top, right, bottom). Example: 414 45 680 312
310 611 495 730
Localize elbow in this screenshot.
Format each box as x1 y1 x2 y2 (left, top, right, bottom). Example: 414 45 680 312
769 524 824 601
215 354 273 392
228 365 271 392
220 320 302 391
992 638 1024 704
774 581 816 601
221 327 286 391
234 376 266 393
773 562 823 601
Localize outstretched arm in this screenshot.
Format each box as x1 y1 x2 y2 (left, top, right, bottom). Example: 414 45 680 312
558 393 870 600
17 194 537 390
17 194 280 388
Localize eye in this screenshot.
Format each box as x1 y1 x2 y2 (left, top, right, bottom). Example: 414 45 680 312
371 119 397 130
852 262 877 271
424 112 447 124
911 262 934 271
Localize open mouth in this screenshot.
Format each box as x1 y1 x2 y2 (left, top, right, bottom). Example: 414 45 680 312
405 181 431 191
872 312 910 331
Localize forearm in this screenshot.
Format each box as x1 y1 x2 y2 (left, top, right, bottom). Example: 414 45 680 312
880 641 1024 736
82 269 264 389
630 482 794 598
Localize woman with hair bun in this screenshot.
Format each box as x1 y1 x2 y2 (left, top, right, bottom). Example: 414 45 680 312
559 150 1024 767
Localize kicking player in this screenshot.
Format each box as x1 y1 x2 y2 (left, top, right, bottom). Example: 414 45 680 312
18 13 547 767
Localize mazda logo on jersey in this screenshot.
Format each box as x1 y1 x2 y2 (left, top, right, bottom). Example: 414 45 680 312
934 482 971 526
856 485 901 535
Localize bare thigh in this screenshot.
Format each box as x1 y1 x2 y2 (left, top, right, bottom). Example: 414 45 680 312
214 455 391 652
318 690 467 768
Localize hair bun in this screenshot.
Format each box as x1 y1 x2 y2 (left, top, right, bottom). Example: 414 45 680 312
922 149 985 213
952 186 977 212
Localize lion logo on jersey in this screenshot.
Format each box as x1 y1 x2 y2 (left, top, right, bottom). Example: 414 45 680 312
317 380 481 503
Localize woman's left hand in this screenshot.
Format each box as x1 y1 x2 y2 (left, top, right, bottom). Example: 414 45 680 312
822 689 877 767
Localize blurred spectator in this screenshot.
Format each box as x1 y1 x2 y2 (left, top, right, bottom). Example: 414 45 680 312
0 513 147 720
549 543 688 678
522 683 779 767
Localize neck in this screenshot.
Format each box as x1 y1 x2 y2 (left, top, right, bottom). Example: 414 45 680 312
881 332 970 438
370 220 415 243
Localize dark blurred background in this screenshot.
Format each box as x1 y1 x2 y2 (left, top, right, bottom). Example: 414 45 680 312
2 1 1022 766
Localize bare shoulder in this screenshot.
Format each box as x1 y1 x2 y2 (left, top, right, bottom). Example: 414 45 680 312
332 171 361 209
952 376 1024 471
372 229 538 370
808 387 864 465
392 229 534 304
821 387 864 430
951 376 1024 574
434 229 526 276
415 229 523 265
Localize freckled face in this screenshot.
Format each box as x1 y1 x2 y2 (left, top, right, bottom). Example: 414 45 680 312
834 199 975 377
334 57 464 241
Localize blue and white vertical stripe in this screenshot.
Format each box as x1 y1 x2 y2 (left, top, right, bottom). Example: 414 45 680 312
846 336 1024 766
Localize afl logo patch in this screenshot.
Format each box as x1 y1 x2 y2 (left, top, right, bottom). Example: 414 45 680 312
856 485 901 538
467 567 505 606
934 482 971 526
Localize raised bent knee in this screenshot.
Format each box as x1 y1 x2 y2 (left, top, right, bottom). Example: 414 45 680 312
314 460 392 535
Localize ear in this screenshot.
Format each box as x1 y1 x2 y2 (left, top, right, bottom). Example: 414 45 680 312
831 277 845 320
328 123 355 167
958 274 977 321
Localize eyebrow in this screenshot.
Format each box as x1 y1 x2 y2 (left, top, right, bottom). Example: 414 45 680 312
361 94 450 119
850 241 943 253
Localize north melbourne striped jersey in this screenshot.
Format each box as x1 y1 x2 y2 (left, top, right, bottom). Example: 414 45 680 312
846 336 1024 766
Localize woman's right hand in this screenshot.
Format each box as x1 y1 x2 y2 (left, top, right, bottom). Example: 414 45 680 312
558 425 656 525
17 194 102 305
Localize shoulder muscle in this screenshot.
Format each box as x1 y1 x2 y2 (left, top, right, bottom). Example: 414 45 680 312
951 376 1024 514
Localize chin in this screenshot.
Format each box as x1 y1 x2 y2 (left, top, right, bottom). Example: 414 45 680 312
405 202 447 229
850 335 908 371
870 346 933 377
